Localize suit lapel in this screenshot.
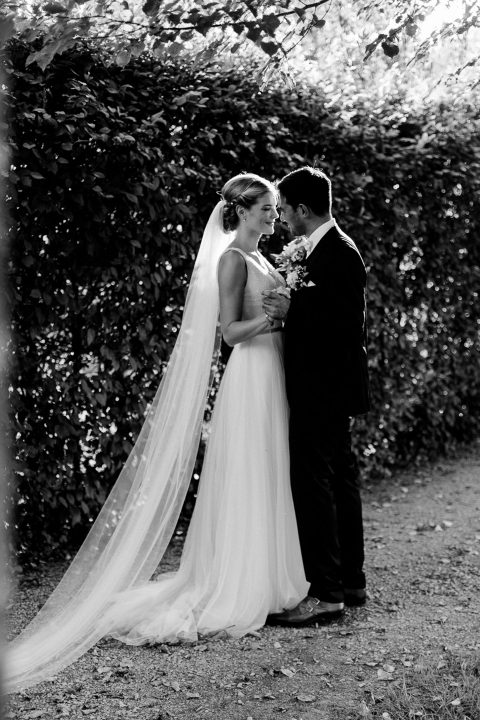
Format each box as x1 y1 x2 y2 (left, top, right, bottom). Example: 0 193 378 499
305 226 339 269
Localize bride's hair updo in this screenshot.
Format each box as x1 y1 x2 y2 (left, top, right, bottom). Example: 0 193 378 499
220 173 277 232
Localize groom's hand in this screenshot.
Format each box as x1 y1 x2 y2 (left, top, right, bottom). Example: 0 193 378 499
262 291 290 321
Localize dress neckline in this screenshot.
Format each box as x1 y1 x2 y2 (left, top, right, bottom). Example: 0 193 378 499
223 247 280 281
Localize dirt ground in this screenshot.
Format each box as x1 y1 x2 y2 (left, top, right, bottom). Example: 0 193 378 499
5 441 480 720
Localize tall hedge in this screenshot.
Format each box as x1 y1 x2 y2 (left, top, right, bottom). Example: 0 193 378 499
5 40 480 562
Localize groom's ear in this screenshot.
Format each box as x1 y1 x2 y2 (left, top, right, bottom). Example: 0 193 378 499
297 203 309 217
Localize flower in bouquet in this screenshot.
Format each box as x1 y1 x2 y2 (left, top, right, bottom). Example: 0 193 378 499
272 240 311 297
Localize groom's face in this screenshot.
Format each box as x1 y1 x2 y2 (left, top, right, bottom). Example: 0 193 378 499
278 193 306 237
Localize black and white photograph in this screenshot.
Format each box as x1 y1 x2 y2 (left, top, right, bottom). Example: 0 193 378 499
1 1 480 719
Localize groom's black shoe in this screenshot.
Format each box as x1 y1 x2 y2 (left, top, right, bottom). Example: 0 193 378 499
267 596 344 627
344 588 367 607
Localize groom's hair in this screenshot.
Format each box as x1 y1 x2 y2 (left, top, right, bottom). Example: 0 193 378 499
277 167 332 216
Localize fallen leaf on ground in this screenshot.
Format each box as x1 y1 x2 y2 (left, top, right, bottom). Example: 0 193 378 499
296 693 316 702
358 699 371 717
162 680 181 692
377 669 394 681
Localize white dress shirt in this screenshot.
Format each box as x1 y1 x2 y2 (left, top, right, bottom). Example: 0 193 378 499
305 218 337 258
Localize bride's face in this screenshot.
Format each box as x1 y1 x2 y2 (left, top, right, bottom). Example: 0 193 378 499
243 191 279 235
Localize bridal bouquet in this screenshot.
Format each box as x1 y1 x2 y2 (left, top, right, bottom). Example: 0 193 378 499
273 240 311 297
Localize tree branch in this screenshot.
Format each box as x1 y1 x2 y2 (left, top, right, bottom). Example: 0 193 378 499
46 0 332 34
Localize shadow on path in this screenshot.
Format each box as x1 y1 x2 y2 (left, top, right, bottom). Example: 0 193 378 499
6 441 480 719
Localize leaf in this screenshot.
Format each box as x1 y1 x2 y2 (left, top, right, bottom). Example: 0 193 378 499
405 22 417 37
26 32 77 70
245 21 261 42
382 40 399 58
260 40 278 56
142 0 161 15
377 668 394 681
358 700 371 717
262 13 280 36
131 41 145 58
43 2 66 14
115 49 131 66
167 41 183 56
296 694 316 702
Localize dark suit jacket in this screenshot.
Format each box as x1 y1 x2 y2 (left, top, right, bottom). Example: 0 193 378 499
284 225 370 417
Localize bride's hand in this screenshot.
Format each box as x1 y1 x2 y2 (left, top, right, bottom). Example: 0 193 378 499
262 291 290 321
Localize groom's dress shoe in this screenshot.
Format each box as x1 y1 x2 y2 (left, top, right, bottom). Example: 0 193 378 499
267 596 344 627
344 588 367 606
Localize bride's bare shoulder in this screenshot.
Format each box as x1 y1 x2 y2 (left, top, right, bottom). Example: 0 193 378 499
218 248 247 289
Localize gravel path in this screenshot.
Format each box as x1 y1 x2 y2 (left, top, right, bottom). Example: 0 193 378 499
5 441 480 720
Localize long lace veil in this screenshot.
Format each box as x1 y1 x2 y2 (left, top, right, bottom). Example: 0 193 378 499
6 201 232 693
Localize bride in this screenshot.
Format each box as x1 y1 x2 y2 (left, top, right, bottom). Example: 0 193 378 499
6 173 308 693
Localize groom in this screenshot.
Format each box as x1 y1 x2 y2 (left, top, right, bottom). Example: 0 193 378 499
263 166 370 626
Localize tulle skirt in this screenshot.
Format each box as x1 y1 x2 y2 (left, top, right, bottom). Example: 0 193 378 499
102 331 308 644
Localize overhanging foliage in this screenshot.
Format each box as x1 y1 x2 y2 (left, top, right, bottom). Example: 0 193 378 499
5 0 480 82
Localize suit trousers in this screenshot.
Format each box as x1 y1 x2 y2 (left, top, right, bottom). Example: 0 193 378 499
289 408 365 603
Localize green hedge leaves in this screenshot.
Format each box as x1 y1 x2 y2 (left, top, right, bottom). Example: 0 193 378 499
5 40 480 561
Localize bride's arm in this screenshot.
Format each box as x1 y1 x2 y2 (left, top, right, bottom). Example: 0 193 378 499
218 252 272 347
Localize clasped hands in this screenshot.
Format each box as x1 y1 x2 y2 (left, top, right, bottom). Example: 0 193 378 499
262 290 290 324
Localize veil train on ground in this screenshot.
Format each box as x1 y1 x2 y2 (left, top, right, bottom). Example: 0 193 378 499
6 202 231 693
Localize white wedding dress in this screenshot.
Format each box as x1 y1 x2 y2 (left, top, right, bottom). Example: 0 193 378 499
6 204 307 693
101 248 308 643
